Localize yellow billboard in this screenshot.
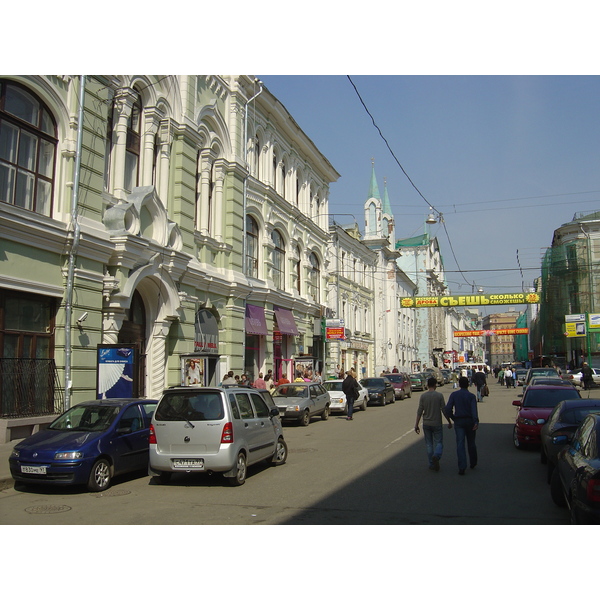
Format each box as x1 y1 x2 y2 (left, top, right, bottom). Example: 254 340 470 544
400 292 540 308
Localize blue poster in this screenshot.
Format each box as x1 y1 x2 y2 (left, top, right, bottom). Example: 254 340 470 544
97 346 135 399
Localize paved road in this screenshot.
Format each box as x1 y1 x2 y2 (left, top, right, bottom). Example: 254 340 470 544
0 381 573 525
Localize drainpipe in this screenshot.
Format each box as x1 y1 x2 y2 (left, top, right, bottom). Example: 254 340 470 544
242 78 263 275
64 75 86 409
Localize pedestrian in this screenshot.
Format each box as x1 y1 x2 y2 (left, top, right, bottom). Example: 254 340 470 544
451 370 459 389
414 377 453 471
472 366 487 402
341 369 360 421
498 368 505 386
512 368 518 388
504 366 513 388
221 370 236 386
582 362 593 390
444 376 479 475
264 372 275 392
277 373 290 386
253 372 266 389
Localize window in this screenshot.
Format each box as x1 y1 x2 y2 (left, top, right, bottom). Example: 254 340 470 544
0 80 57 216
235 393 255 420
245 215 259 278
124 91 141 193
272 229 285 290
250 393 270 418
307 252 320 302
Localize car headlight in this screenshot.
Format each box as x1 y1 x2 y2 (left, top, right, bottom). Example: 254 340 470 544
286 405 300 412
10 449 19 458
54 451 84 460
518 418 536 426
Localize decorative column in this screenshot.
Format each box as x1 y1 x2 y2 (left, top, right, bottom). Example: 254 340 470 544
147 319 174 398
111 88 136 199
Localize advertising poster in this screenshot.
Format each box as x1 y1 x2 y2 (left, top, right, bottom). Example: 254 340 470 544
97 345 136 399
182 356 207 386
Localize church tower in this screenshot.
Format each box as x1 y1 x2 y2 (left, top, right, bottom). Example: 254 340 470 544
364 159 395 241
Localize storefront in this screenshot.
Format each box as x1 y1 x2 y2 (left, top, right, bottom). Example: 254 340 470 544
273 306 299 381
245 304 268 381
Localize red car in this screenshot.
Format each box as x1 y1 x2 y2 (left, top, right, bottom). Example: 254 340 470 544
513 384 581 449
385 373 412 400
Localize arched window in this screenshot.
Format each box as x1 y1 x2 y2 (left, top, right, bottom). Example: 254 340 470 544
124 91 141 193
307 252 320 303
272 229 285 290
253 135 260 179
245 215 259 278
0 80 57 216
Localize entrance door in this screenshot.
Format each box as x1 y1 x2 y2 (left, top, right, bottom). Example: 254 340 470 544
118 291 146 397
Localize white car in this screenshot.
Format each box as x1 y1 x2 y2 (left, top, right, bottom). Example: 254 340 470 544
322 379 368 414
562 368 600 387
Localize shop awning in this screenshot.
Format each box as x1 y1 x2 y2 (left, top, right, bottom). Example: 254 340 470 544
245 304 268 335
274 306 299 335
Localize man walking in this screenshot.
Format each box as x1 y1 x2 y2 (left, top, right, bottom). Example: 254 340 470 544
414 377 453 471
342 369 360 421
445 376 479 475
472 366 487 402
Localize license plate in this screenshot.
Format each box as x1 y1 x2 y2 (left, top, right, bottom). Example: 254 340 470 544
172 458 204 469
21 465 47 475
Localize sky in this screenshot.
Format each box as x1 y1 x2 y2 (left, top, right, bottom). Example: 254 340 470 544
258 74 600 302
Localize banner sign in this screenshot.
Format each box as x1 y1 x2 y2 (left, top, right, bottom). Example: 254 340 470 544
326 327 346 340
401 292 540 308
454 328 529 338
589 314 600 329
565 322 586 338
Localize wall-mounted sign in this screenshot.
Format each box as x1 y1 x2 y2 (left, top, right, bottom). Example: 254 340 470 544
565 322 586 338
401 292 540 308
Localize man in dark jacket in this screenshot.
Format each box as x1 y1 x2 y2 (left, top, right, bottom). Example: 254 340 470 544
472 366 487 402
582 362 594 390
342 370 360 421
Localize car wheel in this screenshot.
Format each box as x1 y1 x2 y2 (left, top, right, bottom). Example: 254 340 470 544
342 404 349 416
321 404 330 420
550 468 567 507
153 472 172 485
226 452 247 486
300 410 311 426
407 389 412 398
270 437 288 466
360 398 367 411
87 458 112 492
390 395 395 404
513 426 524 450
380 397 386 406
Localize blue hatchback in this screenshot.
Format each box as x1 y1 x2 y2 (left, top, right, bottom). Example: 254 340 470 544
9 398 157 492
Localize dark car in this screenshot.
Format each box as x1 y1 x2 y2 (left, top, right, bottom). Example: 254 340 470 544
410 373 428 391
385 373 412 400
512 385 581 449
9 398 158 492
360 377 395 406
540 399 600 483
523 367 561 388
550 413 600 524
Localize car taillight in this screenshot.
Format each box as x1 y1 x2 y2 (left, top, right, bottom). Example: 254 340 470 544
221 422 234 444
586 478 600 503
149 424 157 445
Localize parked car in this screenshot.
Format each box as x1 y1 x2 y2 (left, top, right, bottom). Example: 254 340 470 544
322 379 368 414
10 398 158 492
422 367 444 385
540 399 600 483
562 367 600 388
550 413 600 524
441 369 452 384
410 373 428 391
523 367 561 388
528 376 573 388
272 382 331 426
360 377 395 406
512 384 581 449
385 373 412 399
515 369 528 386
149 387 287 486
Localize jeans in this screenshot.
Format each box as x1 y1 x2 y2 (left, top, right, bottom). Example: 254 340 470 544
423 425 443 467
476 386 483 402
453 418 477 471
346 396 355 418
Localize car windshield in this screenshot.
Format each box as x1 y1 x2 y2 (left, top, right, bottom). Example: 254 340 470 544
272 385 308 398
385 375 403 383
560 407 600 425
49 405 120 432
361 378 384 386
155 392 224 421
523 388 580 408
323 381 343 392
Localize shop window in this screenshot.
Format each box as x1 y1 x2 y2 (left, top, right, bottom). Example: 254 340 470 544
246 215 259 277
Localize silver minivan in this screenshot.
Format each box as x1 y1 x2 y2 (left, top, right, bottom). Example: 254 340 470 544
148 387 287 486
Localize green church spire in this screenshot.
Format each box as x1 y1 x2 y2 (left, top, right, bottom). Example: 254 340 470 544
382 177 392 215
368 157 381 200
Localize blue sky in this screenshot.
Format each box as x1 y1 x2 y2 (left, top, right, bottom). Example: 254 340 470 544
259 75 600 298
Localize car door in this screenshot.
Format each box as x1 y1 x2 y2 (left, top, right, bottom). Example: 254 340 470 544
111 403 148 474
310 384 326 415
233 391 262 461
248 392 277 462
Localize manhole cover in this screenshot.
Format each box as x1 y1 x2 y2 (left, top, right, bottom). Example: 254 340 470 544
93 489 131 498
25 505 72 515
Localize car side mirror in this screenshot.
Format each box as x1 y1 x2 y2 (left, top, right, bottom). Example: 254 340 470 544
551 434 570 445
116 426 132 435
269 407 279 418
512 400 522 407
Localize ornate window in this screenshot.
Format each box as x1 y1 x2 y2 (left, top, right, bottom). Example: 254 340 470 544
272 229 285 290
0 80 57 216
245 215 259 278
124 91 141 193
307 252 320 303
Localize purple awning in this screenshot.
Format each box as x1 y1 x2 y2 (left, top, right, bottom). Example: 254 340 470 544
245 304 268 335
274 306 299 336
